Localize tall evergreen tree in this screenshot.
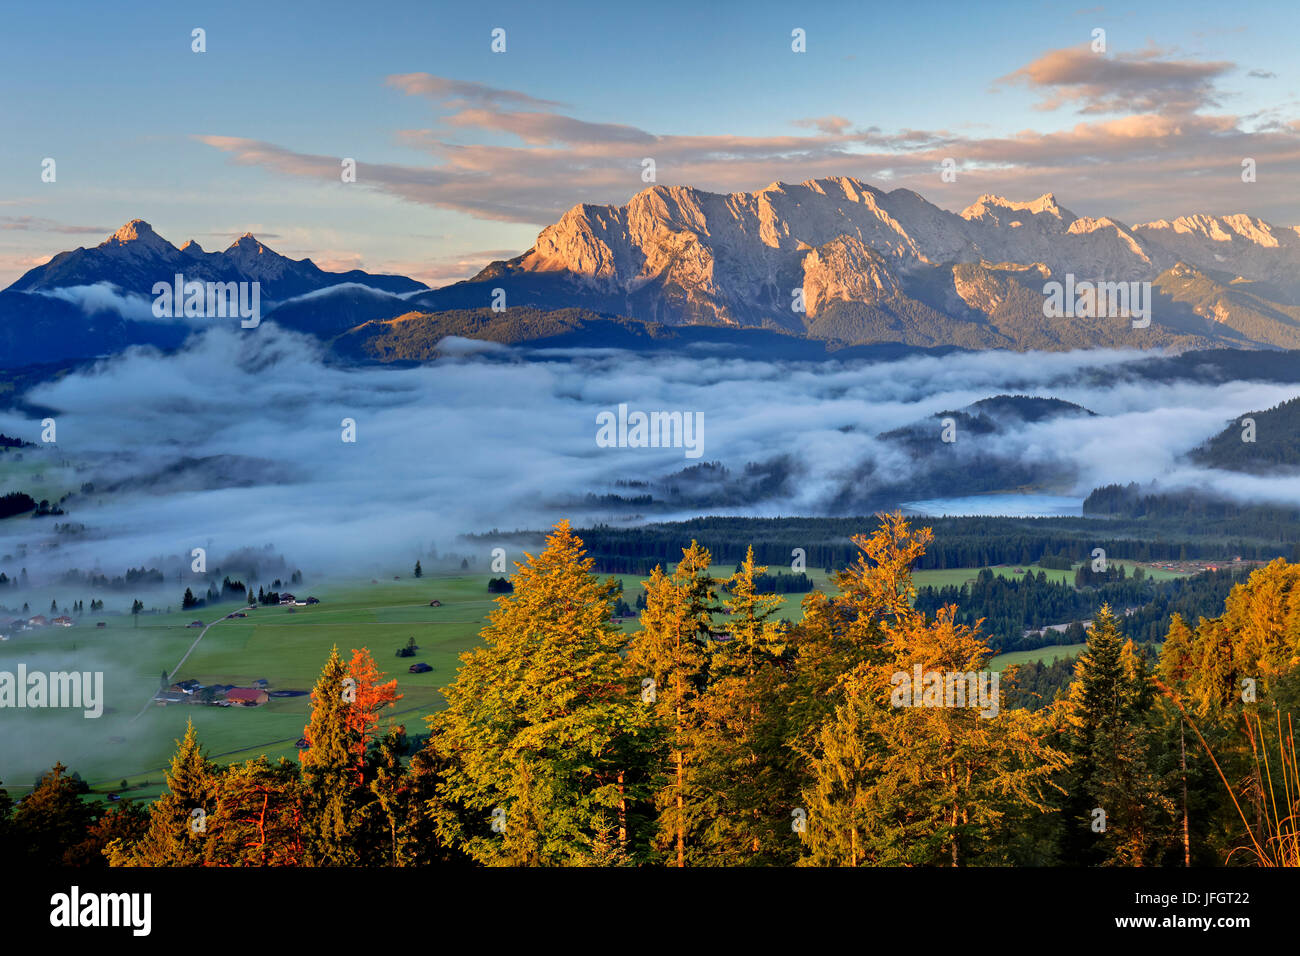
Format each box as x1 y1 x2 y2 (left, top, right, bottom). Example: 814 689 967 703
299 647 369 865
431 521 652 865
691 547 796 864
1063 606 1174 865
13 763 94 865
802 607 1067 866
627 541 716 865
109 721 215 866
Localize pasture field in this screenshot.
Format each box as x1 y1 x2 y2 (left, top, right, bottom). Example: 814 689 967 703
989 643 1087 672
0 573 500 802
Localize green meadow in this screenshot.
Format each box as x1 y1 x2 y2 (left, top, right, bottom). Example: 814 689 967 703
0 574 499 802
988 643 1087 672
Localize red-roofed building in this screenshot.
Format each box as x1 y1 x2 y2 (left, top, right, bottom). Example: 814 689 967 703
225 688 269 706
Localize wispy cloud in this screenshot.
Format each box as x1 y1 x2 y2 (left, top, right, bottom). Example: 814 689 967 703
192 54 1300 234
385 73 564 109
1 216 111 234
998 44 1234 115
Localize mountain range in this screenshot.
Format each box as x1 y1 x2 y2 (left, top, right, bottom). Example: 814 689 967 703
6 177 1300 367
0 221 426 365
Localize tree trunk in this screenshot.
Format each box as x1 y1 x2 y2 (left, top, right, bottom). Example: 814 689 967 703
617 770 628 847
1180 719 1190 867
676 749 685 867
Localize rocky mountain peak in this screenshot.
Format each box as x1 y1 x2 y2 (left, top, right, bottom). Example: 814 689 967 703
100 219 174 256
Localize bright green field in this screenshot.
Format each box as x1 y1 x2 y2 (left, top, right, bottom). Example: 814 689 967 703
0 574 498 802
912 562 1185 590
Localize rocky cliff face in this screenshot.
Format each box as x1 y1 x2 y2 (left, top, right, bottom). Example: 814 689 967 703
445 177 1300 343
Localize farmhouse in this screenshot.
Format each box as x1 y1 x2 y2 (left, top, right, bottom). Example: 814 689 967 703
27 615 48 627
52 616 74 627
225 687 269 706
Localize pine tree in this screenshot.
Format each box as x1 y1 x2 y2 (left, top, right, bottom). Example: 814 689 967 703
801 607 1067 866
299 647 366 865
13 763 94 864
110 721 215 866
692 547 796 864
1158 613 1196 690
205 757 306 866
1064 606 1174 865
626 541 715 865
787 513 932 760
414 560 422 578
431 520 651 865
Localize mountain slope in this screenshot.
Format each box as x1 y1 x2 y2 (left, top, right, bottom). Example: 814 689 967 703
10 220 426 301
0 221 429 366
411 177 1300 350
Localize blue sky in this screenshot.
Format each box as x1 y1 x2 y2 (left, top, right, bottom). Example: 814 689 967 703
2 0 1297 287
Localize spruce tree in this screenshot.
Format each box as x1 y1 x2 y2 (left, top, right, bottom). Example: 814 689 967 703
299 647 365 865
431 521 651 865
13 763 94 865
692 547 796 864
626 541 715 865
110 721 215 866
1064 606 1173 865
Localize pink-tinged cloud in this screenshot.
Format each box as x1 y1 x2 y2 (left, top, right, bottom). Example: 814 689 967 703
442 109 656 146
793 116 855 136
385 73 564 109
999 45 1235 115
195 45 1300 232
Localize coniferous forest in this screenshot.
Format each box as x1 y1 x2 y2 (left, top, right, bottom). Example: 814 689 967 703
6 514 1297 869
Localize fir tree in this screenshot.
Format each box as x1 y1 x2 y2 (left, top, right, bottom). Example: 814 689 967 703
299 647 367 865
13 763 94 865
1064 606 1174 865
626 541 716 865
431 521 652 865
109 721 215 866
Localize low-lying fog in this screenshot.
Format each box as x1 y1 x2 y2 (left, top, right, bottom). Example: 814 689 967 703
2 323 1298 598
